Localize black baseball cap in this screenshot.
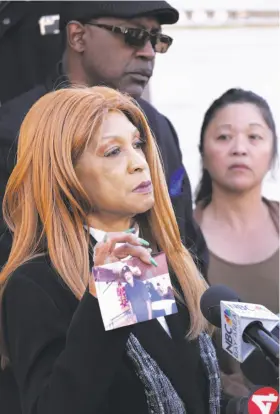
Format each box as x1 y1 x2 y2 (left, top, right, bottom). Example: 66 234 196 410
121 265 132 277
59 1 179 30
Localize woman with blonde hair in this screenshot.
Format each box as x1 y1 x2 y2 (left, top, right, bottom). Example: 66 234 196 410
0 87 220 414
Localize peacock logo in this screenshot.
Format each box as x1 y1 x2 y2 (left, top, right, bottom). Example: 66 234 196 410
224 309 232 326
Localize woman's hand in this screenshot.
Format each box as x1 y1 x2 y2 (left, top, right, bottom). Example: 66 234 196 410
89 231 157 297
93 232 156 267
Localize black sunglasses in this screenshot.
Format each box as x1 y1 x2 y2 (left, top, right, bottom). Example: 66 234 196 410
85 23 173 53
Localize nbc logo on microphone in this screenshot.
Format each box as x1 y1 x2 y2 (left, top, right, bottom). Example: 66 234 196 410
224 309 232 326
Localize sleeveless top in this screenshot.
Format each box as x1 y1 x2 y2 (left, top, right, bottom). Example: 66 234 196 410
194 199 279 397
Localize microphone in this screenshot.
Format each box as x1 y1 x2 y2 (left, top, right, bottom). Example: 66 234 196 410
200 285 279 367
226 387 280 414
241 330 279 386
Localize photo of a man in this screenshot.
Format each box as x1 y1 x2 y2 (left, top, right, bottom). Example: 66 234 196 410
121 265 152 323
93 252 178 331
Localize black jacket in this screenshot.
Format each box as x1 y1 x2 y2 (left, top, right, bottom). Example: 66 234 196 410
1 253 210 414
0 2 62 105
0 73 209 275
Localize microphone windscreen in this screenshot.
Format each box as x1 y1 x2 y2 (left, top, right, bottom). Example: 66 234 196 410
200 284 241 327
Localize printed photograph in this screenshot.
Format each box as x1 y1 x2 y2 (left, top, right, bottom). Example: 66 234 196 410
92 252 178 331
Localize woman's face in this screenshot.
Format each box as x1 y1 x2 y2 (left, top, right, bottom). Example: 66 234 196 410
202 103 274 193
75 111 154 219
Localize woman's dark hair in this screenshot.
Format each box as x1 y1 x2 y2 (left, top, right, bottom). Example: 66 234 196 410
195 88 278 207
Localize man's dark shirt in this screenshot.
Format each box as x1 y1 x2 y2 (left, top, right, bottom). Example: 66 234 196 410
0 2 62 104
145 281 162 302
124 278 150 322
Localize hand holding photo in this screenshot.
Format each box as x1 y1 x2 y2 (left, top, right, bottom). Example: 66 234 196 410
92 252 178 330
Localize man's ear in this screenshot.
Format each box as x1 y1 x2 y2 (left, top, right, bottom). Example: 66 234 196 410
66 21 86 52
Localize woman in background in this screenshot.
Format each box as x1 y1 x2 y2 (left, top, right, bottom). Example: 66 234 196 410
0 86 220 414
194 88 279 397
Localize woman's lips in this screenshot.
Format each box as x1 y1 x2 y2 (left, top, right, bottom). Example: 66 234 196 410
133 180 153 193
229 164 250 170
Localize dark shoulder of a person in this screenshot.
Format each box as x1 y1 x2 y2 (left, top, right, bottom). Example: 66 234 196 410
0 85 47 138
137 98 172 130
3 255 76 309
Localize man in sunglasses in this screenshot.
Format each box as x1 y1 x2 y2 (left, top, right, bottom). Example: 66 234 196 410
0 1 208 279
59 2 174 99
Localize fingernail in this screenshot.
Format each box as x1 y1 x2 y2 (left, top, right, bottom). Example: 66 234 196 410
138 238 149 247
150 257 158 267
103 233 108 243
147 248 152 254
124 228 135 234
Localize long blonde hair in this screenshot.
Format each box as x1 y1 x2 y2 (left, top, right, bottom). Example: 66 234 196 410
0 86 209 346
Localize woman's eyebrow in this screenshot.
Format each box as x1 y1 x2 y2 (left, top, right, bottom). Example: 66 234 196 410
102 129 140 141
248 122 266 129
